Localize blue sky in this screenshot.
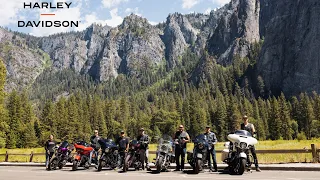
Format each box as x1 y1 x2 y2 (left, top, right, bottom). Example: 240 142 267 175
0 0 230 36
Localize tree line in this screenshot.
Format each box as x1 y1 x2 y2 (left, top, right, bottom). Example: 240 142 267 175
0 41 320 149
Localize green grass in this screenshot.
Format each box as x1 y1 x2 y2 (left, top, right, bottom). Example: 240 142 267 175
1 139 319 163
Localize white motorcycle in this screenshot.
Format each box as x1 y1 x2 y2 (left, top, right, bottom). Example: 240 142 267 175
221 130 258 175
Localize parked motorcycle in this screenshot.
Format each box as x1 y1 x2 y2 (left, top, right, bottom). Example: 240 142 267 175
123 140 145 172
187 134 208 174
155 135 174 173
221 130 258 175
72 141 95 171
97 139 119 171
47 141 74 170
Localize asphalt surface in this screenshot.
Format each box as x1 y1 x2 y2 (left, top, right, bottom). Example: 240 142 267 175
1 166 320 180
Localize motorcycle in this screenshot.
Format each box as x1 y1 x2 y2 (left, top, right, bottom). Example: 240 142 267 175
97 139 119 171
47 141 74 170
123 140 145 172
221 130 258 175
154 135 174 173
187 134 208 174
72 141 95 171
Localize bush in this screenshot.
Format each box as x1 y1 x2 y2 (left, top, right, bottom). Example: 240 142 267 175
297 132 307 141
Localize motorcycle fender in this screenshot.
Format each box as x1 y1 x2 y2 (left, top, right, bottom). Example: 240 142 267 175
74 155 81 161
239 152 247 159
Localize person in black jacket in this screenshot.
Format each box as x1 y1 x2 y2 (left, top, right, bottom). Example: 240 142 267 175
173 125 190 171
45 135 56 168
116 130 130 168
137 128 150 170
89 130 101 166
204 125 218 172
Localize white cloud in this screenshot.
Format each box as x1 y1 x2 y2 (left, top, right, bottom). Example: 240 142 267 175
102 0 129 8
0 0 37 26
75 8 123 31
212 0 230 6
124 7 142 16
182 0 199 9
204 8 211 14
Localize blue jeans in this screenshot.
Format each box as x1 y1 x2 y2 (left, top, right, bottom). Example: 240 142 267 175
207 148 217 170
45 152 54 167
89 150 98 164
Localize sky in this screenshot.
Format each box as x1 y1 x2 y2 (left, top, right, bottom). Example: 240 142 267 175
0 0 230 37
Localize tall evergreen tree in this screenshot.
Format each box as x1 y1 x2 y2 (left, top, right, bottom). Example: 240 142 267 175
278 93 292 140
0 58 8 148
268 97 281 140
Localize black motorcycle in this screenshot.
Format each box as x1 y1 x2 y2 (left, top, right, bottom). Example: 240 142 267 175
97 139 119 171
187 134 208 174
47 141 74 170
123 140 145 172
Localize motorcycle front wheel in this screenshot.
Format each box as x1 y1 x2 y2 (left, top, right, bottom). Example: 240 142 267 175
238 158 246 175
97 159 104 171
48 157 58 170
156 156 163 173
72 160 78 171
194 159 201 174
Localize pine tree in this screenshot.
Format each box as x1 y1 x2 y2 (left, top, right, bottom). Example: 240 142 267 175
0 58 8 148
40 100 56 143
227 95 241 132
215 90 227 141
278 93 292 140
268 97 281 140
253 99 266 140
24 121 38 148
299 93 314 139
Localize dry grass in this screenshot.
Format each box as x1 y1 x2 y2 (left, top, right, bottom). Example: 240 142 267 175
1 139 319 163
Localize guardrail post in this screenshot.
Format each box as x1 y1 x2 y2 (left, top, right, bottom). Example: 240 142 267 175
311 144 317 163
5 151 8 162
29 151 34 162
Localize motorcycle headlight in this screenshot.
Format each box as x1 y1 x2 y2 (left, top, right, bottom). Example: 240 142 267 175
105 148 110 153
198 143 204 150
161 145 168 152
240 142 247 149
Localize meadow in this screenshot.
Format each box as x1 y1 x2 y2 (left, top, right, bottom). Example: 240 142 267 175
1 139 319 163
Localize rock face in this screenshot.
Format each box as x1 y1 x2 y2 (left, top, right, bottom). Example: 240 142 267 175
206 0 260 65
257 0 320 96
1 0 319 96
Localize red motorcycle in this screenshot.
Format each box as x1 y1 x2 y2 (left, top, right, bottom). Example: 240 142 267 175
72 141 95 171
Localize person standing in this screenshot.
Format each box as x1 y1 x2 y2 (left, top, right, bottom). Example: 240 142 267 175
240 115 261 172
204 125 218 172
116 130 130 168
137 128 150 171
173 125 190 171
45 135 56 169
89 130 101 166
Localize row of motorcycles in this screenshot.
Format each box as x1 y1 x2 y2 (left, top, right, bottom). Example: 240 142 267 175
47 130 258 175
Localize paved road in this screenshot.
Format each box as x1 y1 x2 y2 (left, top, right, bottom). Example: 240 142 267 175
0 166 320 180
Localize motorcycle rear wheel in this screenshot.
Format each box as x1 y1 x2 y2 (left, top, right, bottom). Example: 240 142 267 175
156 156 163 173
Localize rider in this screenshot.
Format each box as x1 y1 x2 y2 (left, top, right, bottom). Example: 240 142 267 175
137 128 151 171
240 115 261 172
173 125 190 171
89 130 101 166
45 134 56 169
204 125 218 172
116 130 130 168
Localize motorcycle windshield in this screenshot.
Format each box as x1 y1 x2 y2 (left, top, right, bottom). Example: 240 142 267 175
194 134 207 143
98 139 108 149
60 141 69 148
158 134 173 145
234 130 252 137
